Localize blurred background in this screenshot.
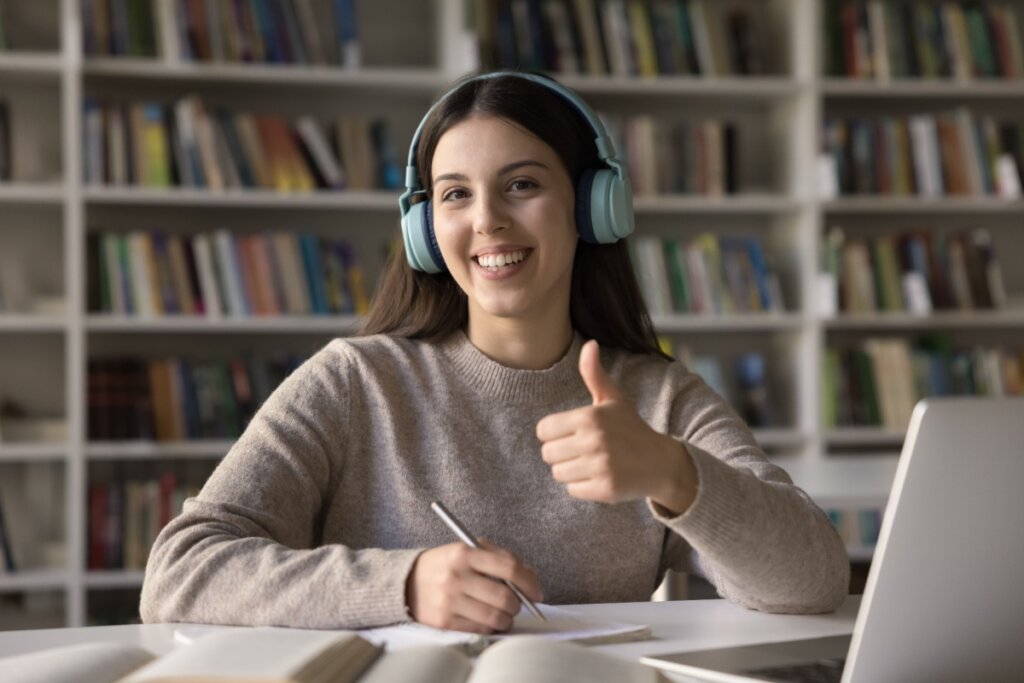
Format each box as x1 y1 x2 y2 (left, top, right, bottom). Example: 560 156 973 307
0 0 1022 629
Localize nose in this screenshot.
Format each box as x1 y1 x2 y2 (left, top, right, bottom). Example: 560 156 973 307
471 189 508 235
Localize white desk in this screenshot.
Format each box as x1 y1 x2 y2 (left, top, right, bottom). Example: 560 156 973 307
0 596 860 667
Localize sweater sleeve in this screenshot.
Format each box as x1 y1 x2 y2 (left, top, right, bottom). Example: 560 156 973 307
139 344 423 628
648 366 849 614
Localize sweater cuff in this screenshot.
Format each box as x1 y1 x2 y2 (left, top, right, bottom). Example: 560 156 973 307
332 547 425 628
646 442 752 556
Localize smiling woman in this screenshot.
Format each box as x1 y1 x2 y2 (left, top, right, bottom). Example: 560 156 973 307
139 72 850 635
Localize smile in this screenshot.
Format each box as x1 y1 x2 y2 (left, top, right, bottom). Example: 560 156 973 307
473 249 531 269
472 249 533 279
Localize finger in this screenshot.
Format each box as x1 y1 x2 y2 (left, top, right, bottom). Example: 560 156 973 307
468 547 544 603
459 570 522 617
536 406 590 442
579 340 623 405
567 478 614 503
540 436 581 464
550 456 601 484
451 592 516 633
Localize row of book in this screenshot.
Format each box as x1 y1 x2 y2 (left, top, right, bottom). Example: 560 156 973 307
826 507 883 551
82 96 402 191
86 230 370 318
823 226 1007 314
823 338 1024 430
82 0 158 58
821 112 1024 198
0 101 10 182
88 352 307 441
88 473 203 571
608 116 739 196
823 1 1024 80
474 0 762 77
658 338 776 429
83 0 362 68
630 234 784 317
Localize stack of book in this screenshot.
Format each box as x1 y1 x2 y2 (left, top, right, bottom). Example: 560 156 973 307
823 0 1024 80
88 470 206 571
86 230 370 318
605 115 740 196
820 110 1024 198
145 0 362 67
630 233 784 316
823 226 1007 315
87 351 307 441
823 337 1024 430
471 0 762 76
82 96 401 192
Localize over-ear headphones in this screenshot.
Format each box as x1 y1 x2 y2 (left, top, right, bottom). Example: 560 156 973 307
399 71 635 274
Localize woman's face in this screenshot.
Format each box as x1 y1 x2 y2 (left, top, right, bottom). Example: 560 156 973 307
430 114 578 327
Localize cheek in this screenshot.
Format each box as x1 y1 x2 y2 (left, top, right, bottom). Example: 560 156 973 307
432 211 465 259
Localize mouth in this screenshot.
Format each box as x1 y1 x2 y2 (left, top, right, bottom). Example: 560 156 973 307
471 248 533 272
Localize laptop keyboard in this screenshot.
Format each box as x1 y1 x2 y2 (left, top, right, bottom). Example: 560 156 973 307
744 658 846 683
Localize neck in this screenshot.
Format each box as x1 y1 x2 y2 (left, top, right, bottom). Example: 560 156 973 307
466 314 575 370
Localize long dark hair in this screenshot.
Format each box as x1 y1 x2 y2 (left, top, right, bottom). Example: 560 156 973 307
360 71 669 360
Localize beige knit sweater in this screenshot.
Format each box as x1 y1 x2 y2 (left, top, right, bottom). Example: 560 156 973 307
139 331 849 628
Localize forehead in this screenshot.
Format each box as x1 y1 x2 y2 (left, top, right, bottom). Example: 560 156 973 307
431 115 557 171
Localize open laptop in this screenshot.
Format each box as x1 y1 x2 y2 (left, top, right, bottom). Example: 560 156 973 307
641 397 1024 683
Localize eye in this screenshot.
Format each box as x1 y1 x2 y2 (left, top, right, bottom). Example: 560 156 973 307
509 178 538 192
441 188 469 202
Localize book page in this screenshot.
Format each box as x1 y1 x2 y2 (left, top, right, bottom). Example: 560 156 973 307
468 637 668 683
357 645 473 683
2 642 155 683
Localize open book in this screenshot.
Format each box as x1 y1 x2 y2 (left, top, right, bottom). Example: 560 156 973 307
2 626 668 683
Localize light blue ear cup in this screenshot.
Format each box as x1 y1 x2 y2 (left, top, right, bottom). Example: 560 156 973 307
399 71 634 274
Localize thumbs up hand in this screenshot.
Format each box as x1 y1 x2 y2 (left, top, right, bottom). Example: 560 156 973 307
535 340 698 514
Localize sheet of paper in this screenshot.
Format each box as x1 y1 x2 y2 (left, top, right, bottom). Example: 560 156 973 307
488 604 651 645
359 603 650 653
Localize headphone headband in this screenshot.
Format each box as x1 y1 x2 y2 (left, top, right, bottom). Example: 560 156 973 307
404 71 619 173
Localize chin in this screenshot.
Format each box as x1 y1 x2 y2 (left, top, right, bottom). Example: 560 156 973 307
474 297 533 320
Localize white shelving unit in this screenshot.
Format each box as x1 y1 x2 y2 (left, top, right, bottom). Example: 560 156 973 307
2 0 1021 628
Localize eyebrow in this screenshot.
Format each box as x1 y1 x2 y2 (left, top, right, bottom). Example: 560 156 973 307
432 160 550 186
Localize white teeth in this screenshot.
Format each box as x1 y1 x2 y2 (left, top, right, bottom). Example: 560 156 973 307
477 250 527 269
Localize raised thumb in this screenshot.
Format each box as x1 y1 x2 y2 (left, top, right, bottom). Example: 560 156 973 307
579 340 621 405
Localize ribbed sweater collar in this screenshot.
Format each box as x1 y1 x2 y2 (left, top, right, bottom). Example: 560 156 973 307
438 329 587 404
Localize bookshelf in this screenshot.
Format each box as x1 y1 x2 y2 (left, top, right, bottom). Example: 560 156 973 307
0 0 1021 629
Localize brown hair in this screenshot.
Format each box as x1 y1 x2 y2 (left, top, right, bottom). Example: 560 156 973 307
359 71 669 360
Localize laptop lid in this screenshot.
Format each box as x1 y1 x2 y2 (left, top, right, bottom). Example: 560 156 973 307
842 396 1024 682
641 397 1024 683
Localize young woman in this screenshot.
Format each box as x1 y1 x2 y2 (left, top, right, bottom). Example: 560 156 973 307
140 72 849 633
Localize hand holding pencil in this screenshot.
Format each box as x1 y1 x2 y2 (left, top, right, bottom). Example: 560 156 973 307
404 501 545 634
